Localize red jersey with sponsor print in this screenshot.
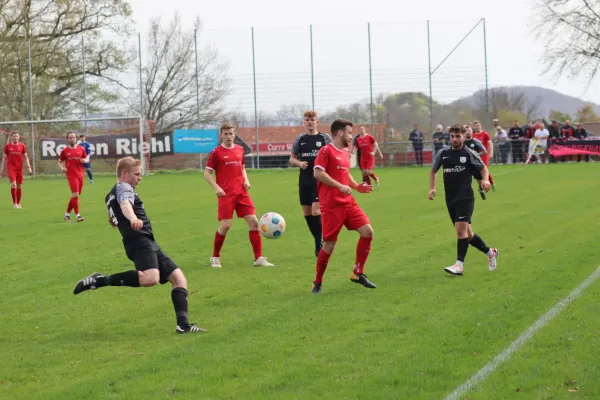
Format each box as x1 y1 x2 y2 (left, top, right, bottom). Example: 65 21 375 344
206 144 246 196
354 134 375 158
314 144 356 208
4 142 26 170
59 146 86 178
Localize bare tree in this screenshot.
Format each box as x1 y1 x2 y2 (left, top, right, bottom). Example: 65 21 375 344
274 104 311 124
0 0 133 120
533 0 600 86
137 14 229 132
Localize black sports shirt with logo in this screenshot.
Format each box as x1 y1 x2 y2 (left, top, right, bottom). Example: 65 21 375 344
106 182 157 249
431 146 485 204
290 132 332 184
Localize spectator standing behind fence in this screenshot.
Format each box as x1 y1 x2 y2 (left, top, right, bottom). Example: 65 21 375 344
495 126 509 164
574 123 589 162
534 123 549 164
409 124 424 166
508 120 525 164
432 124 446 154
560 120 576 162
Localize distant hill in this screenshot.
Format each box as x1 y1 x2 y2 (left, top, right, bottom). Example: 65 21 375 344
452 86 600 119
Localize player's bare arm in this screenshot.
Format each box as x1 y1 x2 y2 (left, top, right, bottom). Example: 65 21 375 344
373 142 384 159
23 153 32 175
242 166 251 190
57 159 67 172
289 154 308 169
203 168 226 197
479 166 491 192
0 154 6 177
428 170 438 200
119 200 143 230
314 168 350 194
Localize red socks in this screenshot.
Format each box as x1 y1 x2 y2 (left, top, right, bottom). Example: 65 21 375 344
249 230 262 260
10 188 16 204
213 231 226 257
66 197 79 214
369 172 378 181
16 188 21 204
314 249 332 284
363 174 371 185
353 236 373 275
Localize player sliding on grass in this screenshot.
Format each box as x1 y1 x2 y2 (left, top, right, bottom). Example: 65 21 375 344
73 157 205 334
429 124 499 276
311 119 376 293
0 131 32 208
204 124 274 269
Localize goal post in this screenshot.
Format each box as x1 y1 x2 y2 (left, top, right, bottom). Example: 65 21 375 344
0 116 153 177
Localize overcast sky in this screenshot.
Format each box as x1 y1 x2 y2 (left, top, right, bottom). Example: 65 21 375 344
126 0 598 115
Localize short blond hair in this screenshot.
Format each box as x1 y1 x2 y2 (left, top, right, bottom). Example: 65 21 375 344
116 156 142 177
303 110 317 119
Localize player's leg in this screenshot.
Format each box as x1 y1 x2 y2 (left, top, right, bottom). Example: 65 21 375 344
14 170 23 208
360 161 371 184
312 208 344 293
443 202 468 275
467 224 499 271
64 178 79 222
84 164 93 183
74 177 84 221
158 252 206 333
347 205 376 288
210 195 235 268
365 166 379 187
301 183 323 257
8 170 17 207
238 192 273 267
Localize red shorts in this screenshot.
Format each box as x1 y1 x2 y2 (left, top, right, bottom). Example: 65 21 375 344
321 204 370 242
481 155 489 166
360 156 375 170
68 176 84 194
217 191 255 221
7 169 23 185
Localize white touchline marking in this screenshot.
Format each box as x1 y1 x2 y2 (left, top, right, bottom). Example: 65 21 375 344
444 266 600 400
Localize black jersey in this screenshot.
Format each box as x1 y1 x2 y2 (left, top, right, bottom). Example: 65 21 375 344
106 182 156 248
432 146 485 204
464 137 487 156
290 132 332 184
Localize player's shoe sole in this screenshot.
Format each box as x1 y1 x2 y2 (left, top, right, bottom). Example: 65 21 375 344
64 215 71 222
350 273 376 288
176 324 206 334
76 216 85 222
73 272 104 294
312 282 322 293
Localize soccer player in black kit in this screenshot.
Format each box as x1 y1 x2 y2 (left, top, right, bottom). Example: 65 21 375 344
429 124 499 276
72 157 205 334
290 110 332 257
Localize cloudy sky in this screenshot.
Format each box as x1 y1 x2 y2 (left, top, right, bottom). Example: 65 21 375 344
127 0 598 115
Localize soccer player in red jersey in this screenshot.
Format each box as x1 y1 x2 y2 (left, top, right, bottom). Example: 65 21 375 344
473 121 495 190
311 119 375 293
58 132 89 222
204 124 274 269
0 131 32 208
352 126 383 186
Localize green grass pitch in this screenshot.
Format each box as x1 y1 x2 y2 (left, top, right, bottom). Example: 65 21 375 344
0 163 599 399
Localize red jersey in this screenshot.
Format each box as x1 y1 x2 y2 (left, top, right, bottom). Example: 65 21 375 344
354 134 375 158
206 144 246 196
314 144 356 209
473 131 491 152
4 142 26 170
59 146 87 178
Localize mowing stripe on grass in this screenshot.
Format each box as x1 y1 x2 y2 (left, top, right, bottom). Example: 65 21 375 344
444 266 600 400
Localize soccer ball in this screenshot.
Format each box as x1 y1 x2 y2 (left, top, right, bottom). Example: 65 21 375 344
259 212 286 239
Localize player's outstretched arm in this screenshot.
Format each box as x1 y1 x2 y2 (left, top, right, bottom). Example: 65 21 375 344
203 168 225 196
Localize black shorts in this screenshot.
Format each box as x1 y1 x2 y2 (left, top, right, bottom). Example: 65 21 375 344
124 238 178 284
446 199 474 224
299 181 319 206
